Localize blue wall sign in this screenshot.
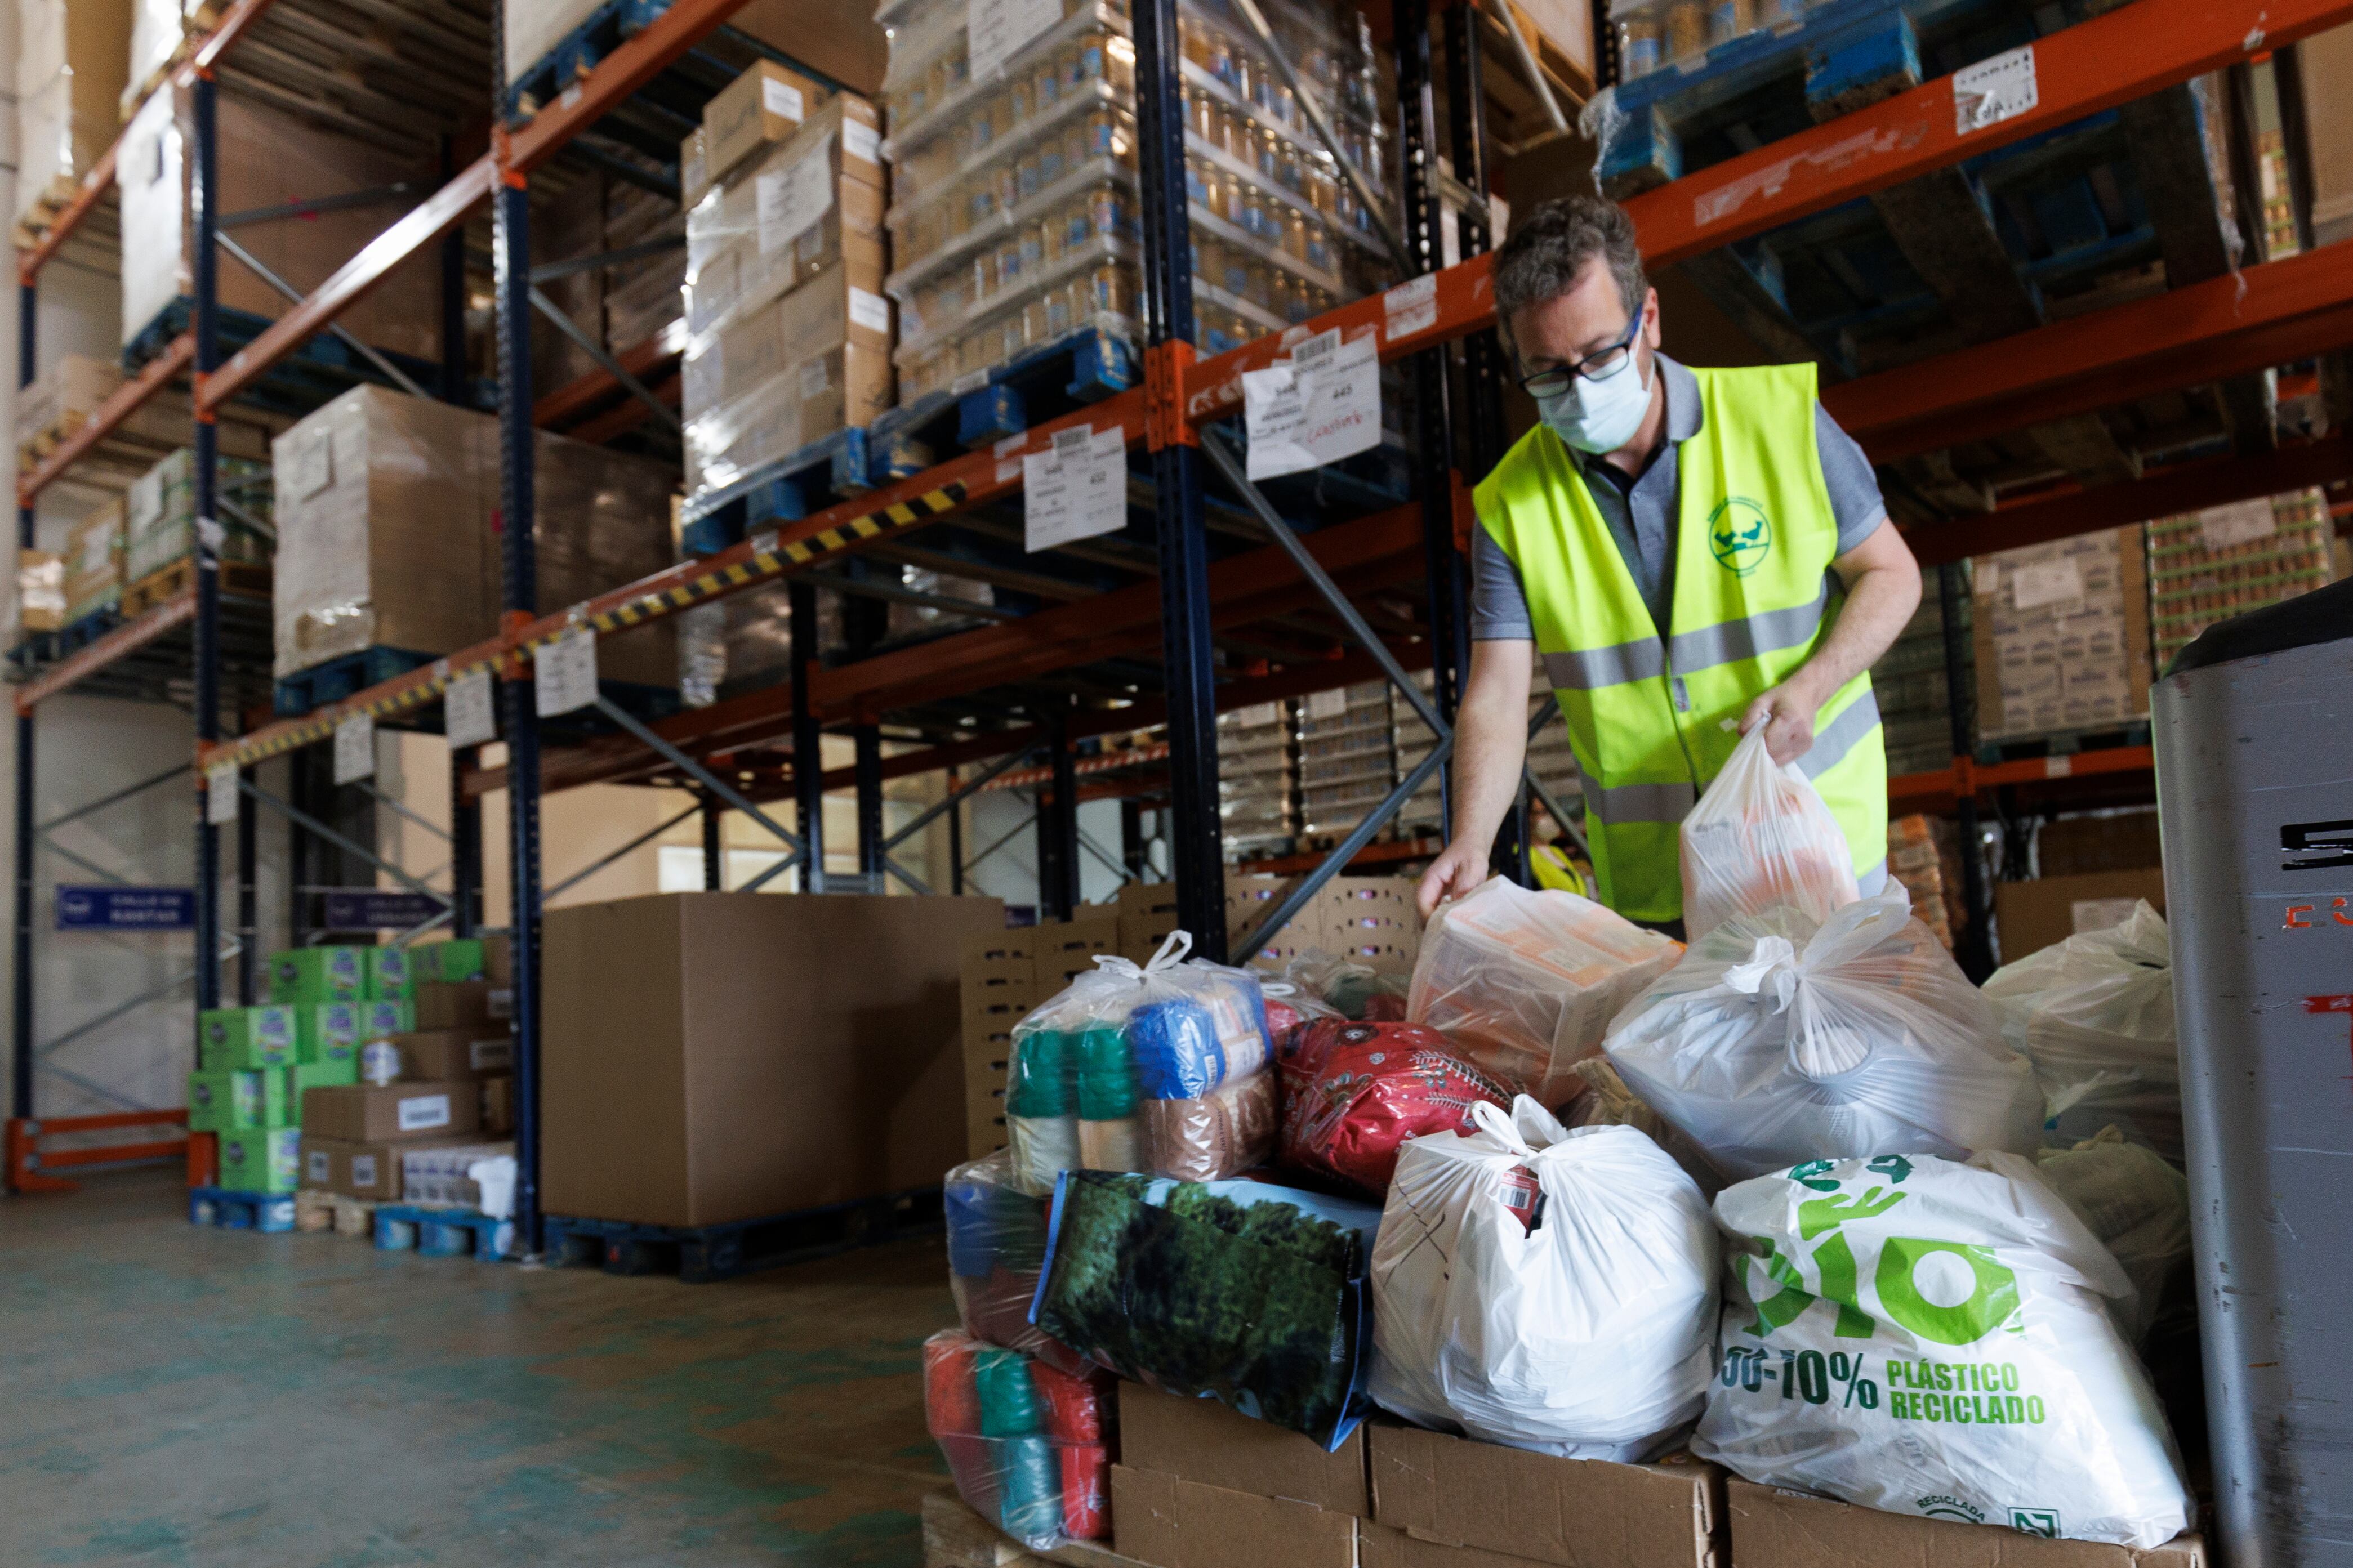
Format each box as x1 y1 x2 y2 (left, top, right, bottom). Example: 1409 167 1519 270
320 890 448 931
55 886 197 931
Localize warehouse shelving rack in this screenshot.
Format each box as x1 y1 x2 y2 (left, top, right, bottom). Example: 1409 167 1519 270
7 0 2349 1218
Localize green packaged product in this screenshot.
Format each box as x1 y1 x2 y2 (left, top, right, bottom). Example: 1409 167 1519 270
300 1001 362 1067
234 1068 291 1129
425 937 488 984
974 1347 1042 1437
187 1070 238 1132
199 1006 299 1069
269 946 366 1004
1075 1026 1137 1119
359 999 414 1039
217 1128 301 1192
1008 1030 1076 1118
364 946 415 1000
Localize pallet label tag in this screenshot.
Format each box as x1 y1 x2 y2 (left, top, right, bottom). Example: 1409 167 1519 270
1024 425 1128 551
536 627 599 717
205 763 239 825
761 75 806 123
1242 329 1380 480
445 668 497 748
1954 45 2036 135
333 712 376 785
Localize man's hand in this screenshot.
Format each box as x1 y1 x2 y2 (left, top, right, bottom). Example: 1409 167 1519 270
1739 675 1825 766
1416 838 1492 920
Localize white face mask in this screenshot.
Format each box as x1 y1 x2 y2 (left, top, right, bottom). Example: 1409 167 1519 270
1534 345 1653 455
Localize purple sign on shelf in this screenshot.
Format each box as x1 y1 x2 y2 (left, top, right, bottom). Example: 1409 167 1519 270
320 890 448 932
55 886 197 931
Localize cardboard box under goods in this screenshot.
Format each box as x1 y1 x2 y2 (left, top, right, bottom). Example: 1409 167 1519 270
1120 1383 1369 1514
1994 869 2167 963
1726 1480 2203 1568
542 891 1004 1229
302 1082 481 1143
1113 1467 1360 1568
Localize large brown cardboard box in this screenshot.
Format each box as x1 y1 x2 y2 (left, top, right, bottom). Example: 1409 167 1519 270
303 1082 482 1144
390 1030 513 1082
1113 1466 1358 1568
1361 1521 1581 1568
543 891 1004 1227
1994 869 2167 962
413 981 498 1031
1120 1383 1367 1514
1370 1422 1722 1568
1725 1479 2203 1568
299 1133 481 1200
702 60 837 182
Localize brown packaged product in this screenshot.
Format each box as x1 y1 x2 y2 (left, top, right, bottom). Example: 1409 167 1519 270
702 60 836 182
478 1075 514 1136
302 1081 482 1144
1139 1070 1279 1183
413 981 497 1031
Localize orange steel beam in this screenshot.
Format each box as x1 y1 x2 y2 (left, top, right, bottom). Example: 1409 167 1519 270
1888 746 2156 810
1902 434 2353 565
1832 244 2353 460
17 334 195 506
14 591 197 714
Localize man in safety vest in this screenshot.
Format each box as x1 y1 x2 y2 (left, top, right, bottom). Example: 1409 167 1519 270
1415 195 1923 935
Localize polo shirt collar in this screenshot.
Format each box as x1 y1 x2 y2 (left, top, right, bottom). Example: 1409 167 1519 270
1563 349 1702 475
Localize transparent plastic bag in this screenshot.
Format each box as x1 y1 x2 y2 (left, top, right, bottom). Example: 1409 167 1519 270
946 1151 1096 1376
1277 1018 1510 1198
1604 895 2043 1181
1370 1100 1719 1461
923 1329 1116 1551
1697 1152 2193 1548
2034 1127 2190 1343
1274 946 1411 1021
1679 723 1860 940
1984 902 2179 1161
1005 933 1276 1196
1406 877 1682 1107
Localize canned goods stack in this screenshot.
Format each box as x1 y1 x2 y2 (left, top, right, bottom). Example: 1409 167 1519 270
876 0 1398 403
2145 488 2337 668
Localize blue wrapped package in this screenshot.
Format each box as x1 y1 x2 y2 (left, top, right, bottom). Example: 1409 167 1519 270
1130 963 1271 1100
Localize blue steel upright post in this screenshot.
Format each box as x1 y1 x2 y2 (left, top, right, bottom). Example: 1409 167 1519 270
494 158 545 1254
14 278 36 1119
1132 0 1225 957
790 579 825 891
192 72 223 1021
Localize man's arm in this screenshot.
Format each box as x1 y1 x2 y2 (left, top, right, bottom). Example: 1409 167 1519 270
1415 638 1535 918
1740 519 1923 763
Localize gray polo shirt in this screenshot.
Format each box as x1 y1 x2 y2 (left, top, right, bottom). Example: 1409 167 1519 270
1472 353 1888 641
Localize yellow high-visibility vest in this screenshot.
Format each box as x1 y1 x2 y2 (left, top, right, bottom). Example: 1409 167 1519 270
1475 363 1886 922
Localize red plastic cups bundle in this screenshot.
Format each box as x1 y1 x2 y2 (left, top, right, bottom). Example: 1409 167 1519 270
923 1330 1115 1549
1278 1019 1512 1197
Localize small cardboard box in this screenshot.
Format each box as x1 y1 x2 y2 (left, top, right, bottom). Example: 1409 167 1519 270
1993 869 2166 963
402 1139 513 1207
1034 914 1121 990
217 1127 302 1193
16 549 65 632
1120 1383 1368 1514
479 1075 514 1135
1113 1465 1360 1568
1226 874 1321 967
1119 882 1183 961
199 1004 299 1070
1725 1479 2202 1568
269 946 367 1004
1360 1521 1590 1567
1369 1422 1722 1568
301 1134 475 1200
390 1030 513 1081
413 980 497 1031
302 1081 480 1143
702 59 835 182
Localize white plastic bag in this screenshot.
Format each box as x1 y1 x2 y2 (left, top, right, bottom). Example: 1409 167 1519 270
1983 902 2179 1160
1369 1097 1718 1461
1680 723 1859 940
1406 877 1681 1106
1697 1151 2192 1548
1604 895 2043 1181
2034 1127 2190 1343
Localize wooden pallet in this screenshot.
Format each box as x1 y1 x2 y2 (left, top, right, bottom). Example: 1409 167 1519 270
292 1189 377 1237
121 557 271 618
921 1491 1142 1568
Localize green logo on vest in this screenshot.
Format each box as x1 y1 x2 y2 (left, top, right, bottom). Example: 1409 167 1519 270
1709 498 1773 577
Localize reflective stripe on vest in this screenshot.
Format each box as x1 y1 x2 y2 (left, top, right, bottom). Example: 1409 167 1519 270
1474 361 1887 922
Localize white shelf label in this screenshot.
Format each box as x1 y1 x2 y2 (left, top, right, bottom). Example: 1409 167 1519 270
761 75 805 123
1241 329 1382 480
535 627 600 717
1024 425 1129 552
396 1093 452 1133
333 713 376 785
205 763 239 825
444 668 497 749
1954 46 2036 135
843 119 881 168
2197 498 2278 552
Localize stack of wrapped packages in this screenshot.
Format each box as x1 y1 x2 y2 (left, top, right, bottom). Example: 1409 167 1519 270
924 732 2203 1557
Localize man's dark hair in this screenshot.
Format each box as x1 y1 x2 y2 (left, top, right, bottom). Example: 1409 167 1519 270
1491 195 1648 332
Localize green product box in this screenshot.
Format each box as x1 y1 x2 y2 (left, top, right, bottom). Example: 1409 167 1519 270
359 999 414 1039
187 1070 238 1132
275 1061 356 1123
216 1127 301 1192
301 1002 363 1070
365 946 415 1000
268 946 366 1005
233 1069 291 1130
198 1006 299 1070
423 938 487 984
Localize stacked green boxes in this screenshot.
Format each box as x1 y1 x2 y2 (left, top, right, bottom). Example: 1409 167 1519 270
216 1128 302 1193
420 938 489 984
364 946 415 1000
269 946 368 1004
199 1006 300 1069
193 949 413 1165
358 998 414 1040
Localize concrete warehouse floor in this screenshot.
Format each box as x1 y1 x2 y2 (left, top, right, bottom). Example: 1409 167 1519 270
2 1167 959 1566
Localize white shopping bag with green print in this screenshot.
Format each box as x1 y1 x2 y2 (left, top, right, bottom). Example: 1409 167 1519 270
1695 1152 2192 1548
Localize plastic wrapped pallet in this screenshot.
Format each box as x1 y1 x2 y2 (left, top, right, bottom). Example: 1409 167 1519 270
1371 1101 1719 1462
271 387 676 685
124 0 204 114
63 500 126 624
2147 489 2337 666
944 1150 1097 1376
1004 935 1277 1195
117 81 442 359
14 355 122 459
1406 875 1681 1106
1984 900 2178 1160
15 551 66 635
1276 1018 1509 1198
924 1330 1116 1551
15 0 131 230
121 449 271 586
1696 1152 2193 1548
1604 895 2044 1181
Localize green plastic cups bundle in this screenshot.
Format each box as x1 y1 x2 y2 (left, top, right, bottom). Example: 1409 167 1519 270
1696 1151 2192 1548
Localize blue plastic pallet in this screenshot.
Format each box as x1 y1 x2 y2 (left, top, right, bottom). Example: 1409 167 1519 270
501 0 672 123
868 327 1137 484
544 1185 944 1283
54 605 122 651
679 426 875 556
188 1185 298 1233
123 298 456 418
373 1204 515 1261
274 644 438 718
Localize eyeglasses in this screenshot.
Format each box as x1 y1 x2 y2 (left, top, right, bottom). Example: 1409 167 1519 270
1517 311 1643 397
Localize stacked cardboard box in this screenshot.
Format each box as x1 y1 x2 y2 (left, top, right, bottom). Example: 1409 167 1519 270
1113 1384 1369 1568
1887 812 1966 951
300 1080 489 1201
1725 1480 2203 1568
683 78 891 504
63 501 126 624
121 449 271 586
15 551 65 635
1995 868 2168 962
1300 681 1397 839
2146 488 2337 667
15 0 131 234
959 912 1121 1159
124 0 210 118
269 386 676 685
1218 701 1296 856
1225 874 1420 969
1866 590 1965 778
1971 528 2151 743
14 355 123 461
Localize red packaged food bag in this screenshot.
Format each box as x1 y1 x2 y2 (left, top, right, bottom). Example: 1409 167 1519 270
1061 1444 1111 1539
1277 1020 1512 1198
923 1329 1118 1551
